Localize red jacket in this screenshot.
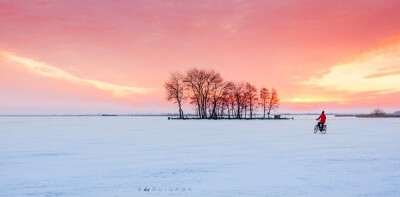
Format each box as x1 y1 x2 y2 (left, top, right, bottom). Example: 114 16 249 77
317 114 326 123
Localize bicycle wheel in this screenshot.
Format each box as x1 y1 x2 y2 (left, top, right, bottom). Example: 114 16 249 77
314 125 319 133
321 125 327 134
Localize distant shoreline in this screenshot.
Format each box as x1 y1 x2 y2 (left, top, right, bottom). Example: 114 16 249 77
0 114 172 117
356 114 400 118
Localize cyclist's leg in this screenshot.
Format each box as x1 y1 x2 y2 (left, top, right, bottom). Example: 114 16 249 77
320 123 324 131
317 122 321 130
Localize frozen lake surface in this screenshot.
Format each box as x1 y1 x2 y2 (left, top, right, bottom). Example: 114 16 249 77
1 115 400 196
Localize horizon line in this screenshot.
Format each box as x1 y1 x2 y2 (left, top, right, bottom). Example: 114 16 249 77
0 112 382 117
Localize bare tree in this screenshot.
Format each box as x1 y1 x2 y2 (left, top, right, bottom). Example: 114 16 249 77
184 68 207 118
205 70 224 118
232 82 245 119
222 83 235 118
244 82 258 119
184 68 224 119
220 88 230 118
371 109 385 115
259 87 270 119
230 92 237 118
209 81 233 118
267 88 280 118
242 95 249 118
164 71 187 118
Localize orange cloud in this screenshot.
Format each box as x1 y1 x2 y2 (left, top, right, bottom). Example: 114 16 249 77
1 52 153 99
281 98 343 103
301 36 400 94
364 69 400 79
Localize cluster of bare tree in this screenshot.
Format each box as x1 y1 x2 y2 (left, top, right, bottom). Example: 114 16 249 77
371 109 385 115
164 68 280 119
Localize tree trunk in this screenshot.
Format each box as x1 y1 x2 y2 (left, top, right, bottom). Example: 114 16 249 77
268 108 271 118
237 103 240 119
249 100 253 119
178 101 183 119
263 100 266 119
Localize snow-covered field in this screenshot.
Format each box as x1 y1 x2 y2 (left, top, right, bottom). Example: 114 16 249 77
0 115 399 196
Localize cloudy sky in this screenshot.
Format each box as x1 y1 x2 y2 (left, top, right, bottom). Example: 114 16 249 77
1 0 400 114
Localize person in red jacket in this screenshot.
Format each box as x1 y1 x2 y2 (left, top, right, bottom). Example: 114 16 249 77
316 111 326 131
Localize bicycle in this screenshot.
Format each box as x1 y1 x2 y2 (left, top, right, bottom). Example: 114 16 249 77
314 121 327 134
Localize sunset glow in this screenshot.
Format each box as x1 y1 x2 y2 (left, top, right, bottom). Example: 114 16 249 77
1 0 400 114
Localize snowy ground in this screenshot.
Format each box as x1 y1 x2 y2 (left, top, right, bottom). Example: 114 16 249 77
0 115 399 196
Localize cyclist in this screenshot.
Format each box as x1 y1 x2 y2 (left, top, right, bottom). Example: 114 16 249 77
316 111 326 131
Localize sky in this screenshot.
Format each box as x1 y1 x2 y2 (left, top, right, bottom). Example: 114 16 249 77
1 0 400 114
